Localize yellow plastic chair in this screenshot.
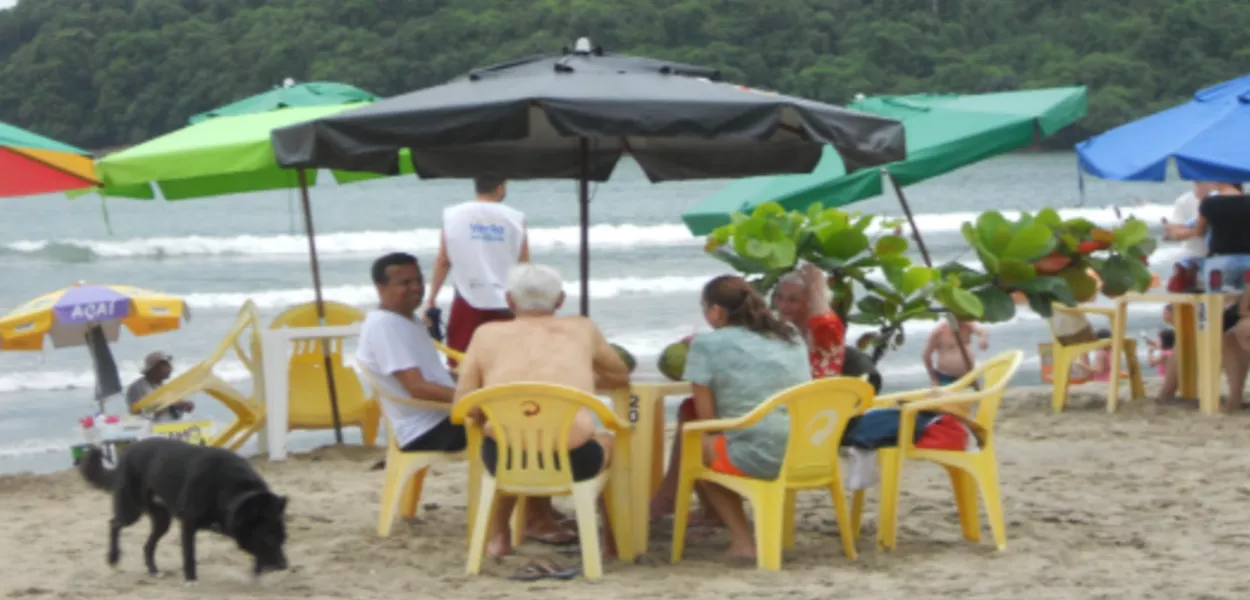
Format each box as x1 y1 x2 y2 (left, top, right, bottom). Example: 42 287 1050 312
851 350 1023 552
671 377 873 571
359 368 466 537
433 339 465 371
132 302 265 450
269 302 380 446
1046 305 1144 412
452 383 635 580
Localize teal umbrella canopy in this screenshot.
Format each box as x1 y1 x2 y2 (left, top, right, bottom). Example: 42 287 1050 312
682 86 1087 235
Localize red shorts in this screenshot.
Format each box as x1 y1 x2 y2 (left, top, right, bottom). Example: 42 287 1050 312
677 398 745 477
445 294 513 367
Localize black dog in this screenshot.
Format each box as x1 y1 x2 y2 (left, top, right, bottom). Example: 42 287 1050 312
79 438 289 583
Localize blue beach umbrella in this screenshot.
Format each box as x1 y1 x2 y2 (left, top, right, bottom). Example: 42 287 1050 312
1076 74 1250 183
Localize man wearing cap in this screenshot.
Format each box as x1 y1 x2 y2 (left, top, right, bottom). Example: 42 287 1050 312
125 351 194 422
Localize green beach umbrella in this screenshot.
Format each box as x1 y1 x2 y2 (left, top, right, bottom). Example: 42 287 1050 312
92 100 410 446
187 81 378 125
93 102 409 200
682 86 1087 235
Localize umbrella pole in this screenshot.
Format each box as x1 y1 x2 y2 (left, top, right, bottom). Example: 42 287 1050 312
578 138 590 316
297 169 345 444
884 170 978 383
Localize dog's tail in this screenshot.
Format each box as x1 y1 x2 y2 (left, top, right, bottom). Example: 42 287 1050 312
79 446 116 491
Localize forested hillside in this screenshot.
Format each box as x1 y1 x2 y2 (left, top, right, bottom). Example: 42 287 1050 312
1 0 1245 150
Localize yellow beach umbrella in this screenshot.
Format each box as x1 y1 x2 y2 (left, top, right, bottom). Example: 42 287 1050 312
0 282 190 351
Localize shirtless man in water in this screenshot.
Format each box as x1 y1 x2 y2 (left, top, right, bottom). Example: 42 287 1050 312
453 263 631 558
923 318 989 386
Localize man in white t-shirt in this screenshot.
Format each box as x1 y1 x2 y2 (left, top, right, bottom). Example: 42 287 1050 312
1164 182 1214 262
425 178 530 367
357 252 463 453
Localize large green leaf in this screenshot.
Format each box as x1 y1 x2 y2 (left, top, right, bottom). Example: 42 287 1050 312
707 246 770 274
1015 275 1067 297
751 201 786 219
1002 222 1057 261
856 296 885 319
1126 256 1154 291
1097 255 1136 297
1025 291 1054 318
937 286 984 319
974 286 1017 323
997 258 1038 284
822 228 869 260
899 266 933 297
961 222 982 251
1114 218 1149 253
1034 207 1063 228
974 211 1010 251
874 234 909 256
1061 218 1096 236
878 254 911 270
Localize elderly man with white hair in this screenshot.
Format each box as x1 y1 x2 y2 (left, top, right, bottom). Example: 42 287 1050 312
453 262 631 558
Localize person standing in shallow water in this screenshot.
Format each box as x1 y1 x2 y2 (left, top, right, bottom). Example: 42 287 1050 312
923 318 989 386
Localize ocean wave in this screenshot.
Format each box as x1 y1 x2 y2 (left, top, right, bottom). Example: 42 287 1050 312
183 274 720 310
0 359 255 395
1 223 697 262
1 204 1175 262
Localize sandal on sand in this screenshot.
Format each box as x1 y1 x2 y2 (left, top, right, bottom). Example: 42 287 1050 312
508 559 581 581
526 529 578 546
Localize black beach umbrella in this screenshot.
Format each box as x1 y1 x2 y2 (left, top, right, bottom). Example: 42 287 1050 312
272 38 907 315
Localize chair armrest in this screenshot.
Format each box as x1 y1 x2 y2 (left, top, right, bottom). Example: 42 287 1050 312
432 340 465 363
871 389 930 408
872 370 982 408
896 391 985 414
1055 305 1116 319
681 416 748 434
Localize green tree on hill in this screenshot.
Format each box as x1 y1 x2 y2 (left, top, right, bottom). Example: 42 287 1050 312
1 0 1245 150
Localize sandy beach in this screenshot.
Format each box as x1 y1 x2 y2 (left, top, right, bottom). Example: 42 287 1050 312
2 381 1247 600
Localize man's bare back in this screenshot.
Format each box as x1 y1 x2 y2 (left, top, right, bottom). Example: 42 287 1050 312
453 315 630 446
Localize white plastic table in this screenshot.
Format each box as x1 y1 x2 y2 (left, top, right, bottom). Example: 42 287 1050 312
261 323 362 460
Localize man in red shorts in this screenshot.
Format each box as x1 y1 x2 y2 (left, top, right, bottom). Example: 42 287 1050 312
425 177 530 367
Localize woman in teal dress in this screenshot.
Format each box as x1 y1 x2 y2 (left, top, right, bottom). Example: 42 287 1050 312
681 274 811 560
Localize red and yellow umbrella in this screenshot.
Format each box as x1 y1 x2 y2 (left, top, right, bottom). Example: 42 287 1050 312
1 121 99 197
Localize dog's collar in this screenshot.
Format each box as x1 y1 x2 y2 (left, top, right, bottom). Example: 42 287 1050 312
224 489 268 534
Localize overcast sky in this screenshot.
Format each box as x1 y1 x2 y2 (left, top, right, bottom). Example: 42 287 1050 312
0 0 16 9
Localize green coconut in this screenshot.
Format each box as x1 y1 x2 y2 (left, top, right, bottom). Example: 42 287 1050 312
658 336 693 381
609 343 637 373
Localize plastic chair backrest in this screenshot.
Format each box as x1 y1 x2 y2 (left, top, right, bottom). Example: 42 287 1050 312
769 377 872 484
433 339 465 364
1038 343 1093 384
131 301 262 414
962 350 1023 432
269 301 364 329
287 344 370 423
452 383 625 489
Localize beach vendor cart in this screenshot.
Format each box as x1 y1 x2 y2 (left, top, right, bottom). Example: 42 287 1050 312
0 282 212 464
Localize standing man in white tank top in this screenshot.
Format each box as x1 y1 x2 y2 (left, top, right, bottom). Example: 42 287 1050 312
425 178 530 367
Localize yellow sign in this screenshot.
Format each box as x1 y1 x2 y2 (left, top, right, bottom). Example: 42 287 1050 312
150 421 214 446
